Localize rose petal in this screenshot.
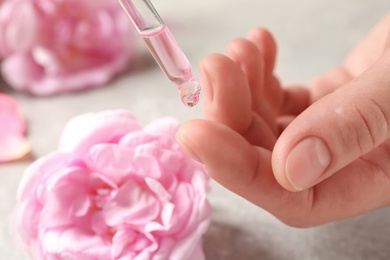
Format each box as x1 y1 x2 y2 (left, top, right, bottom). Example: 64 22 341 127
144 203 175 233
169 220 209 260
89 171 119 192
121 134 180 188
0 134 30 162
24 51 131 95
152 147 183 189
119 132 159 150
145 178 171 202
143 178 175 232
144 117 179 138
59 110 141 155
1 52 44 91
71 195 91 217
191 168 210 194
0 0 39 56
134 140 171 158
170 183 193 232
17 152 74 200
112 229 137 259
173 183 212 239
132 154 162 179
13 198 41 245
41 168 91 228
3 0 38 52
115 232 157 260
153 238 175 260
86 143 133 183
103 180 159 227
0 93 30 162
90 212 109 236
43 228 111 258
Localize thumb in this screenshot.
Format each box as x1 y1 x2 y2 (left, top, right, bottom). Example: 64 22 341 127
272 51 390 191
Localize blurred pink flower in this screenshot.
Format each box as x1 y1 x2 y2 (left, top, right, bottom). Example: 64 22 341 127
0 0 136 95
14 110 211 259
0 93 30 162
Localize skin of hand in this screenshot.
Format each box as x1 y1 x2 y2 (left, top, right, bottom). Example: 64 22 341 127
176 12 390 227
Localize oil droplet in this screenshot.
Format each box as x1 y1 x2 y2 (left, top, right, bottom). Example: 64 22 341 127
179 80 201 107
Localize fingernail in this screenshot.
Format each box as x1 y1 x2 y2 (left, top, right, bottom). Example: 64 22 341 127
286 137 331 190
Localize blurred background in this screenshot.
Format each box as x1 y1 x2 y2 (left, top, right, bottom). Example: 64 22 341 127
1 0 390 259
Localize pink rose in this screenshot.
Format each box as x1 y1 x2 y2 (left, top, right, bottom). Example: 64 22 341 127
14 110 211 259
0 93 30 162
0 0 136 95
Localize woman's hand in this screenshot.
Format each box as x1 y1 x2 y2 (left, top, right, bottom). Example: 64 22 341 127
176 12 390 227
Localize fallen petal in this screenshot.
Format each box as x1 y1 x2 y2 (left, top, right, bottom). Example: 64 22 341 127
0 93 30 162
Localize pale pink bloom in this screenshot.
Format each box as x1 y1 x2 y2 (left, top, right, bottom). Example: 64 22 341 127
14 110 211 259
0 0 136 95
0 93 30 162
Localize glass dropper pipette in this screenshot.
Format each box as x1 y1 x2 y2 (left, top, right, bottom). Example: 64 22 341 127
118 0 201 107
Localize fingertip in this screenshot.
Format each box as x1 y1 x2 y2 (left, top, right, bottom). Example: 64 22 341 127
225 38 262 64
199 53 253 134
199 53 241 105
199 53 226 104
247 27 277 77
247 27 277 52
175 120 203 163
225 37 265 99
199 53 233 73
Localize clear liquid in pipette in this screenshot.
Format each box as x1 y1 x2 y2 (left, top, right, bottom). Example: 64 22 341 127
140 25 200 107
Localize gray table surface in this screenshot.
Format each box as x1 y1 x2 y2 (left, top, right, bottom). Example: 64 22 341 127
1 0 390 259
